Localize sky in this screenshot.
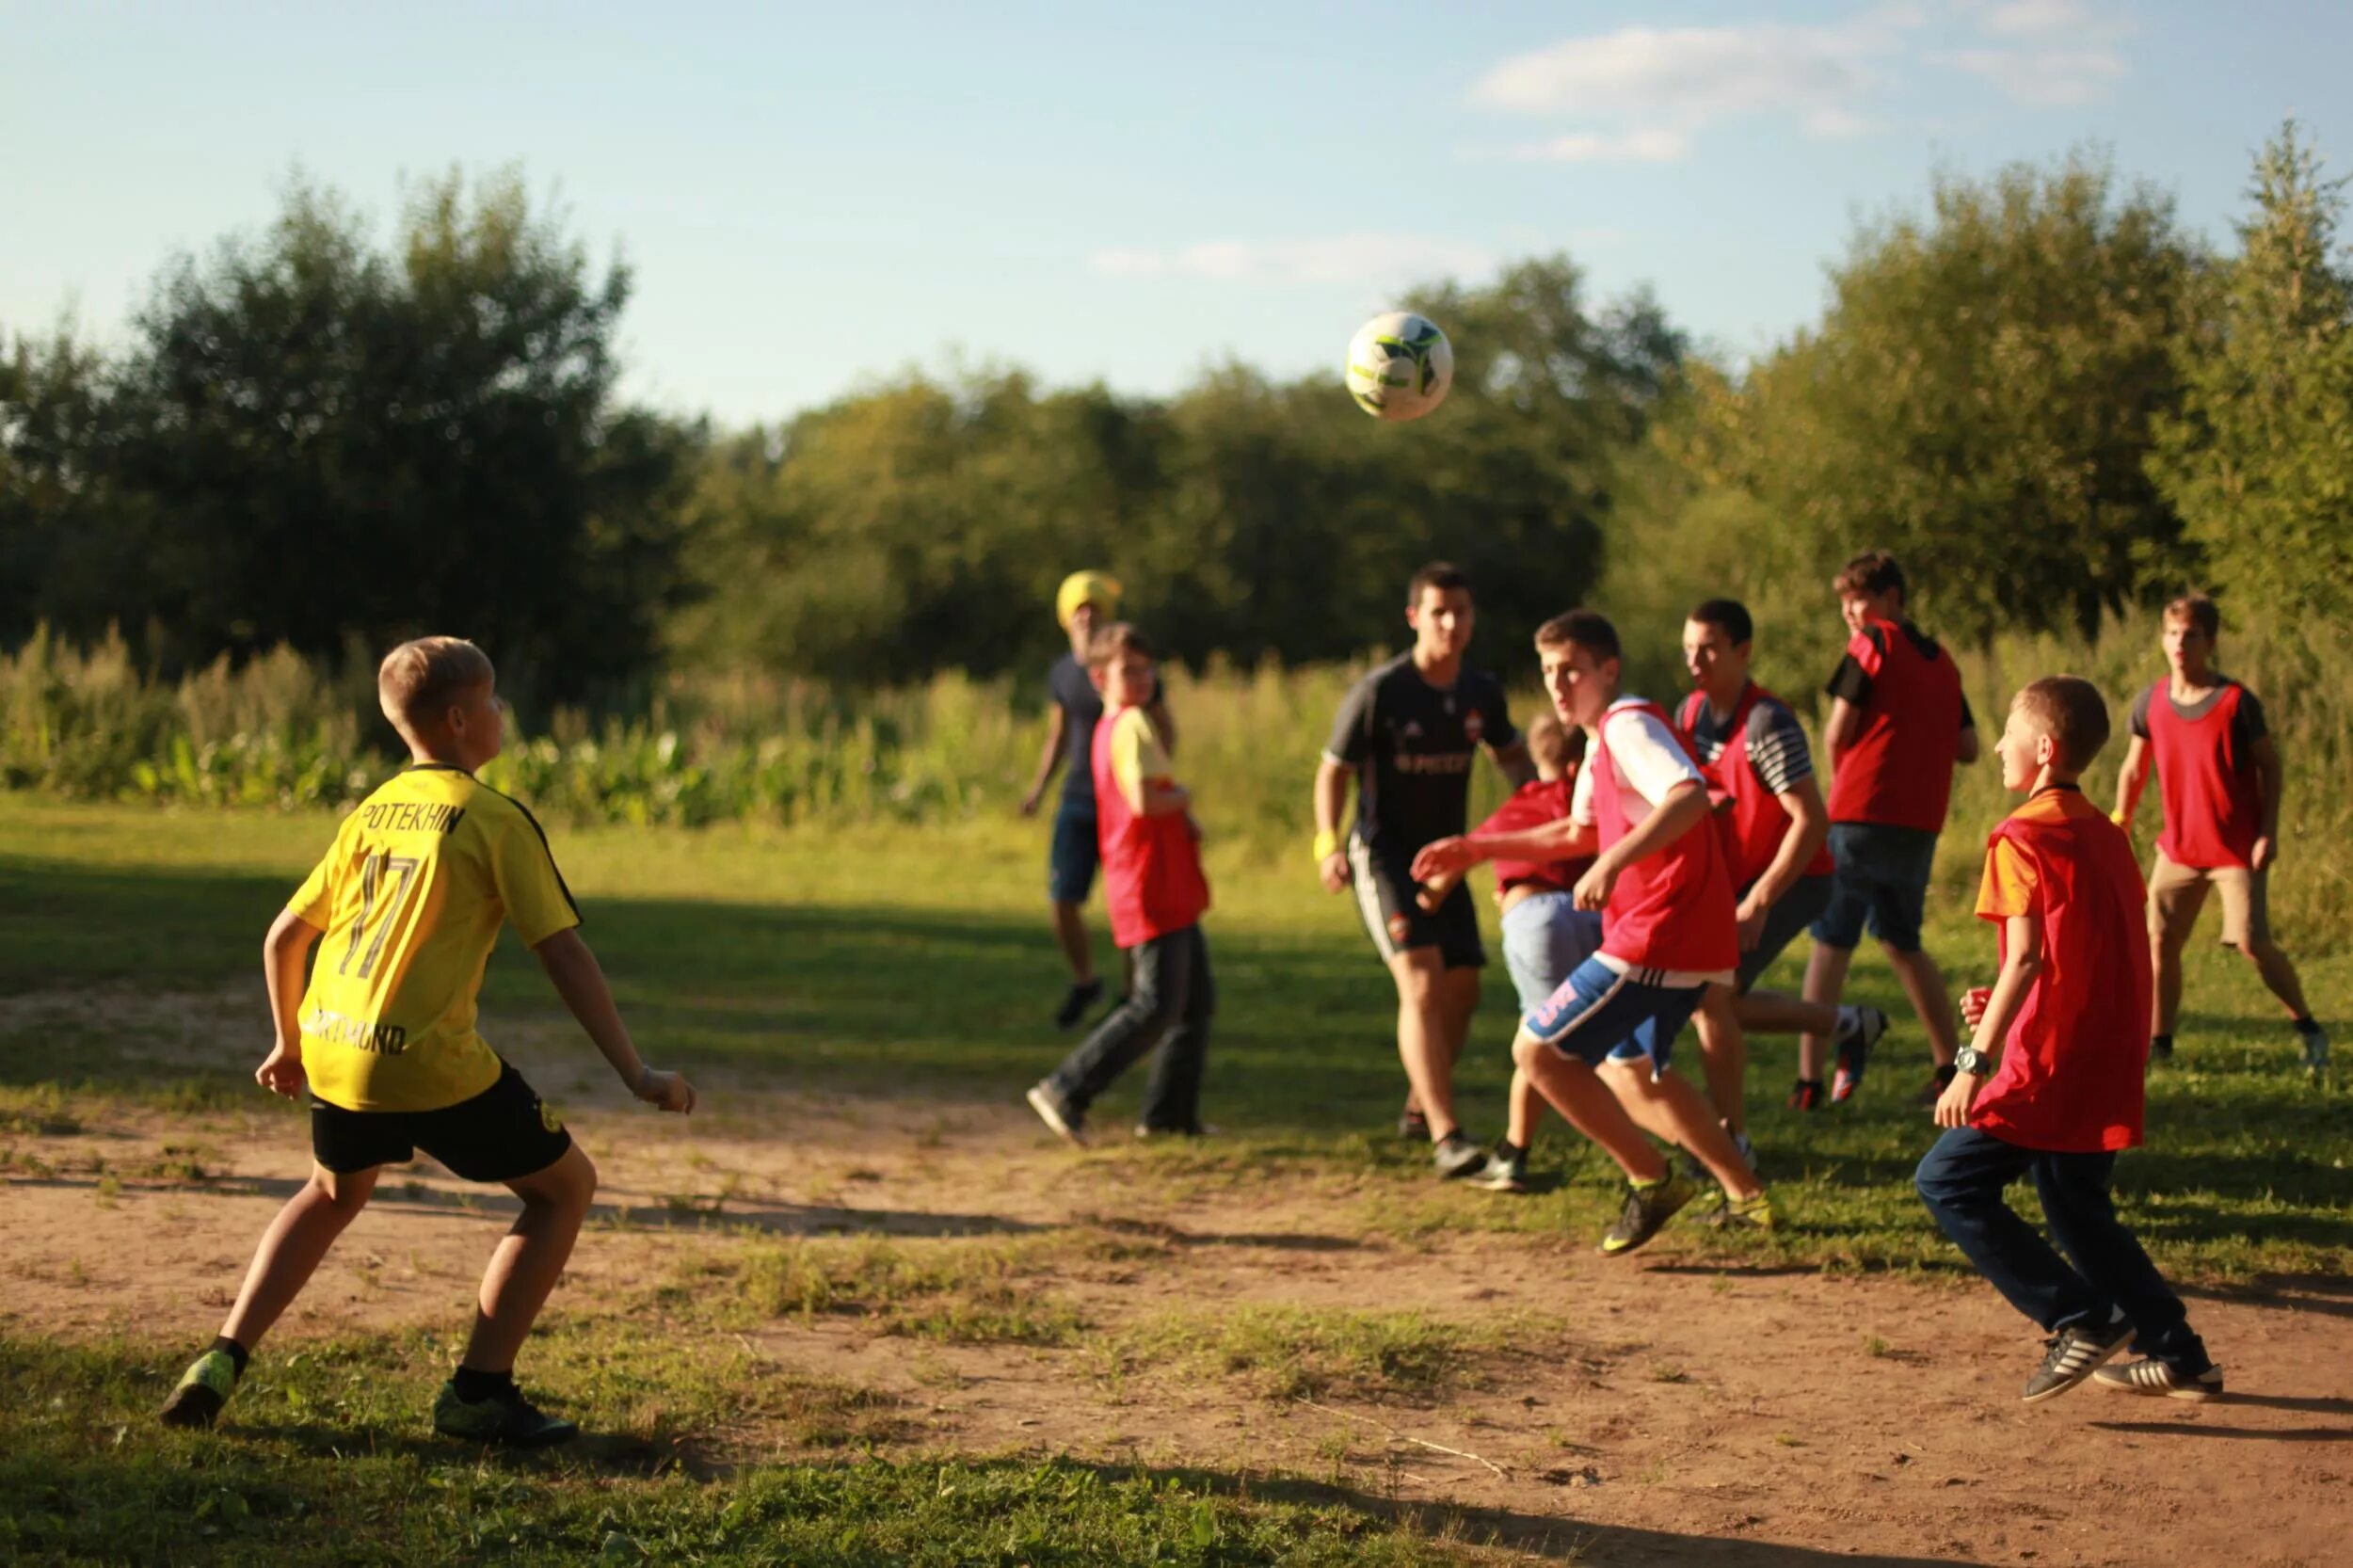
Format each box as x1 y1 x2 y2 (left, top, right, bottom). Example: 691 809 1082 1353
5 0 2346 427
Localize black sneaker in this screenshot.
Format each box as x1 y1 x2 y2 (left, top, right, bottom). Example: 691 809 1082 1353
1025 1081 1088 1146
1471 1142 1530 1192
1053 979 1104 1030
2299 1023 2330 1078
432 1381 579 1448
2022 1318 2134 1404
1917 1063 1959 1108
1599 1175 1698 1256
1399 1108 1431 1142
1787 1078 1825 1112
1433 1132 1487 1180
2091 1356 2223 1402
2148 1035 2175 1066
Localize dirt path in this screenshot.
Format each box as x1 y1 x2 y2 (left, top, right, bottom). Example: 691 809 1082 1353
5 1067 2347 1568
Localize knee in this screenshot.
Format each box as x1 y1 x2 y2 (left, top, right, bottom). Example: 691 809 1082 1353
537 1148 598 1215
1510 1031 1550 1075
310 1169 374 1218
2240 937 2283 968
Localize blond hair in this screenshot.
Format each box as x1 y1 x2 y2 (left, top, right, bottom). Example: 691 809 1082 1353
377 636 494 735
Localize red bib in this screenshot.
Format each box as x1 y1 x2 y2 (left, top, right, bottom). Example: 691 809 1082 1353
1592 700 1738 974
1971 792 2150 1153
1679 683 1834 890
2146 680 2261 870
1092 708 1210 948
1827 616 1964 833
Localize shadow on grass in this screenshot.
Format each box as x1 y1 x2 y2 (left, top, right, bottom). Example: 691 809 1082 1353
8 1172 1049 1240
1054 1458 1994 1565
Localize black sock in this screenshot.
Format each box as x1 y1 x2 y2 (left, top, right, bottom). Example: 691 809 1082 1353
2152 1033 2173 1051
2294 1016 2322 1036
209 1336 249 1378
453 1365 516 1402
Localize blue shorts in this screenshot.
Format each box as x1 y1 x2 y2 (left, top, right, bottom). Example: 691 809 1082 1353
1523 955 1705 1076
1499 892 1606 1016
1813 823 1939 953
1048 795 1098 905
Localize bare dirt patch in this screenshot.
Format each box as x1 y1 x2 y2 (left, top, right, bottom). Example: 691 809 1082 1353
4 1049 2347 1567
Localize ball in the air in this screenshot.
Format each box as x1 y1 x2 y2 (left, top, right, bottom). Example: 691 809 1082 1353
1345 312 1453 422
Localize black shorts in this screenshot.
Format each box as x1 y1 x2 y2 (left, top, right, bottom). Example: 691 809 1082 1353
1349 837 1484 970
311 1062 573 1183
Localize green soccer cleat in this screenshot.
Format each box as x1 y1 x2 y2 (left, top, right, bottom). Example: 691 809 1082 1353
432 1381 579 1448
159 1349 241 1430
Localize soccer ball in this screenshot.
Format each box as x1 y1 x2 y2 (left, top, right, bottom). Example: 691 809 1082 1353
1345 312 1453 422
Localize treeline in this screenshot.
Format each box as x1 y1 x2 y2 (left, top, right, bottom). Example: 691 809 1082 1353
5 126 2350 708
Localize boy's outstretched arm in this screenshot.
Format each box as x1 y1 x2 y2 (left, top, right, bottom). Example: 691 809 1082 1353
256 909 324 1099
2111 733 2153 825
1411 816 1598 883
1937 911 2043 1128
533 929 696 1112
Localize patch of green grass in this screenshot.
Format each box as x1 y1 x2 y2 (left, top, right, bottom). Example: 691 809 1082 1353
1106 1305 1509 1403
670 1234 1095 1348
0 1336 1529 1566
0 1081 79 1135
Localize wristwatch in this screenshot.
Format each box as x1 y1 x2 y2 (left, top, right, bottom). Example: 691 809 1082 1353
1953 1046 1991 1076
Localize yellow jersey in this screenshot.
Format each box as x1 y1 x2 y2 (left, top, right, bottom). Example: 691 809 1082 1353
289 764 581 1112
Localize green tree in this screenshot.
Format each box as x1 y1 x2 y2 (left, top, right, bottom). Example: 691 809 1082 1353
35 169 689 702
2153 121 2353 624
1685 152 2200 643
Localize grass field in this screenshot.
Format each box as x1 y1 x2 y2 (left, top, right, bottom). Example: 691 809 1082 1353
4 795 2349 1564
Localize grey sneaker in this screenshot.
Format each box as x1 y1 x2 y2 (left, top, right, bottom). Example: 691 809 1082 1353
1471 1143 1530 1192
1025 1082 1087 1146
2023 1318 2135 1404
1599 1175 1698 1256
2091 1357 2223 1402
1433 1132 1487 1180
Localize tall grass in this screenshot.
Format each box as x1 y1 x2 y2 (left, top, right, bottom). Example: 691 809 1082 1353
4 620 2345 943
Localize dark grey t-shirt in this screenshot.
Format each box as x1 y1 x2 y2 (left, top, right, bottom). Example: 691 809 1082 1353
2129 679 2266 752
1322 654 1519 855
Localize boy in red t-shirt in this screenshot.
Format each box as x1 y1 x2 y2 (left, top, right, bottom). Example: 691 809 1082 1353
1416 611 1775 1255
1915 677 2218 1403
1027 624 1213 1144
2112 594 2326 1076
1801 551 1980 1109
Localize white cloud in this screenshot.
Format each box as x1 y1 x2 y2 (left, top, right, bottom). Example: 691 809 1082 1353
1504 128 1691 165
1944 45 2125 104
1979 0 2093 36
1087 235 1498 289
1470 13 1917 120
1465 10 1922 159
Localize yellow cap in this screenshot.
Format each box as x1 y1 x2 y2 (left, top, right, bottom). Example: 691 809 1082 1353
1056 569 1123 629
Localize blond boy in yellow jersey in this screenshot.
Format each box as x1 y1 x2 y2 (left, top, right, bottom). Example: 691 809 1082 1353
160 636 695 1447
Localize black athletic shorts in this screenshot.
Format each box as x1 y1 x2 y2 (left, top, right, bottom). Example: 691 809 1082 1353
1348 836 1484 970
311 1062 573 1183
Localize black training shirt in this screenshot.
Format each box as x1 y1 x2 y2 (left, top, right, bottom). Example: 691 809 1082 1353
1323 654 1518 854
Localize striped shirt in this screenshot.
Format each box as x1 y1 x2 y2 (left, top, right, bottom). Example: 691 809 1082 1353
1687 692 1814 798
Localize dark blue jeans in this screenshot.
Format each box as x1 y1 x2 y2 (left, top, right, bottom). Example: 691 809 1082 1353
1915 1128 2207 1369
1047 923 1212 1131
